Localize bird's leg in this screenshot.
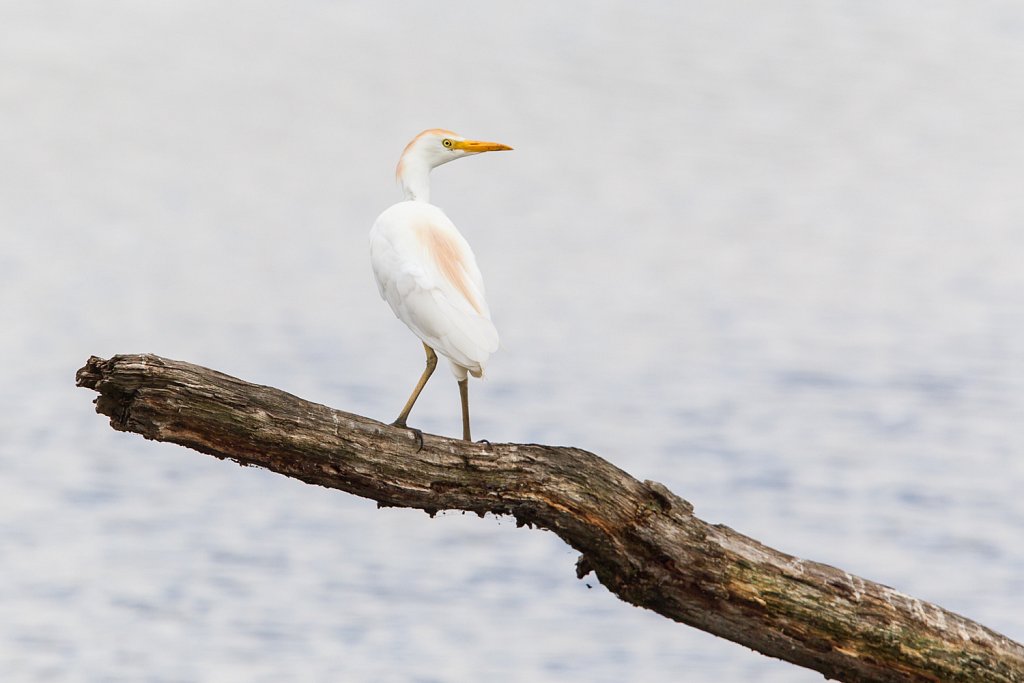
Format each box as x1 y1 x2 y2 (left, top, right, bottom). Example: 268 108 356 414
458 378 471 442
392 343 437 429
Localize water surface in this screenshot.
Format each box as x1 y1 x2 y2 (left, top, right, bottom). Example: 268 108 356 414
2 2 1023 681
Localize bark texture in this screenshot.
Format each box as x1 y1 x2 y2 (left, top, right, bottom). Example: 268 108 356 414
76 353 1024 683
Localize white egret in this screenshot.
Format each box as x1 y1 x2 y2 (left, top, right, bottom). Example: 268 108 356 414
369 129 512 441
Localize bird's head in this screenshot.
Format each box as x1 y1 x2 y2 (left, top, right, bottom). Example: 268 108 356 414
396 129 512 200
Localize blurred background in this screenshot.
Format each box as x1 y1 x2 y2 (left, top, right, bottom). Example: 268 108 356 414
2 1 1023 681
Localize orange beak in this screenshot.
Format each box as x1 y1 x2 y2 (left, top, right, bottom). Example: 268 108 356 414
453 139 513 153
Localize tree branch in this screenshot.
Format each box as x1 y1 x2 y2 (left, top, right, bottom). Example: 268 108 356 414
76 353 1024 682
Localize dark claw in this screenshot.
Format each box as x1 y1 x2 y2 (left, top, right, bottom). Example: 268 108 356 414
391 421 424 452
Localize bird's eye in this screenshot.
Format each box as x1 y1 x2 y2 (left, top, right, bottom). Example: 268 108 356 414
442 139 454 148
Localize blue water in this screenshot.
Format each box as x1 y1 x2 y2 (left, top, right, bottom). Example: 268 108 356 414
3 2 1023 680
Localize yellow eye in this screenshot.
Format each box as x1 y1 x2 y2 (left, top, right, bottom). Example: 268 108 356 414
442 139 454 148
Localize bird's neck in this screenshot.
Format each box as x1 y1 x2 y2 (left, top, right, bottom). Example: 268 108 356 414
397 157 432 202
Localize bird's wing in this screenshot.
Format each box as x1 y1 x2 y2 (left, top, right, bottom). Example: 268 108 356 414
370 203 499 375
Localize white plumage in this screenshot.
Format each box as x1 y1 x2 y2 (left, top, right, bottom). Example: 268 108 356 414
369 129 511 440
370 201 498 379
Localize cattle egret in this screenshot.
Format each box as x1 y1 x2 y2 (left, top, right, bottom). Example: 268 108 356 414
369 129 511 441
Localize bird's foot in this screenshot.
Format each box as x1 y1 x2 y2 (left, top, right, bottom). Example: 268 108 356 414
391 420 424 452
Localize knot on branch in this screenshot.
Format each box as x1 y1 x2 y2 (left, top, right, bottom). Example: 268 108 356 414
643 479 694 515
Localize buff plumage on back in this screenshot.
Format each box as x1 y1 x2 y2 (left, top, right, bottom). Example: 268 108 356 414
416 222 484 316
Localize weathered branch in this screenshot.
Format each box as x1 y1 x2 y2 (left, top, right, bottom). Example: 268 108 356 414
76 353 1024 682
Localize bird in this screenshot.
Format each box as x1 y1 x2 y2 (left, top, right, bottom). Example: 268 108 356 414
369 129 512 441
